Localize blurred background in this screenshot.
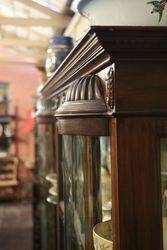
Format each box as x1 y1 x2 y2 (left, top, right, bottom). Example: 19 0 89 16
0 1 91 249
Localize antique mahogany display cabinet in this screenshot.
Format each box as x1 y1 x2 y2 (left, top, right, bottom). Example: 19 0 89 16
38 27 167 250
34 115 57 250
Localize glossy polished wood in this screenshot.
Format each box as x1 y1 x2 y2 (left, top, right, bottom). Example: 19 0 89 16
56 75 107 115
57 118 109 136
41 26 167 102
111 117 163 250
38 27 167 250
114 62 167 115
39 30 167 120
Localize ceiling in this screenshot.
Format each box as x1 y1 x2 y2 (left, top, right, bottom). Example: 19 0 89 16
0 0 73 67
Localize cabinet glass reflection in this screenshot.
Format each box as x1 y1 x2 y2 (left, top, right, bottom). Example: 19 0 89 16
34 122 56 250
161 138 167 250
62 135 111 250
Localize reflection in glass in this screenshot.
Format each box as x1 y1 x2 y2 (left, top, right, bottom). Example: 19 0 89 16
35 122 56 250
62 136 86 250
161 138 167 250
73 136 86 248
38 124 55 181
62 136 111 250
100 137 112 222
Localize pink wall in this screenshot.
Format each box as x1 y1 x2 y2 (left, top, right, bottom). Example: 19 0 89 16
0 64 42 167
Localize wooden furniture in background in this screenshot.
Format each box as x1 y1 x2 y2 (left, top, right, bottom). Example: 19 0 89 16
33 115 57 250
0 115 19 192
0 157 18 187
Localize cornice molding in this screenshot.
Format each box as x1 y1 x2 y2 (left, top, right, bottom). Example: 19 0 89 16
41 26 167 101
39 26 167 117
41 28 110 100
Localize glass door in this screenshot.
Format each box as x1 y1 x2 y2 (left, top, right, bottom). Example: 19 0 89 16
161 138 167 250
34 121 57 250
61 135 111 250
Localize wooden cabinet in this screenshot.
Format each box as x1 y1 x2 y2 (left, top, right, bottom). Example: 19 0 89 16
0 115 19 191
33 116 57 250
38 27 167 250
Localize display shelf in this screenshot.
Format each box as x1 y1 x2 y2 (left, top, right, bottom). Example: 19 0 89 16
0 157 18 187
0 112 19 191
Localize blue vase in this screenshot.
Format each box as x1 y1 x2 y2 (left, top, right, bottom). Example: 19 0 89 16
45 36 73 78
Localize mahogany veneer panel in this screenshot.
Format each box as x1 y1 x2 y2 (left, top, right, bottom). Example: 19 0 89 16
114 62 167 115
111 117 162 250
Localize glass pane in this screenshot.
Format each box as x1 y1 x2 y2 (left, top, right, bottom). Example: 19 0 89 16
100 137 112 222
62 136 86 250
34 122 56 250
62 135 111 250
161 138 167 250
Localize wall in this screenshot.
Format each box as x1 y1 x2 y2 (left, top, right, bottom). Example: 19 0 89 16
83 0 167 26
0 64 42 167
65 0 167 42
64 13 90 43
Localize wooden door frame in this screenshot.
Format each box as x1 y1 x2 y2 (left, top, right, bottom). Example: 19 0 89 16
55 117 110 250
111 116 167 250
48 116 167 250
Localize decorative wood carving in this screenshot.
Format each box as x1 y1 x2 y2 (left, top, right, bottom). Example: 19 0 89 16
41 27 167 101
41 30 110 101
100 66 115 111
38 26 167 116
36 26 167 250
65 75 104 101
56 75 107 115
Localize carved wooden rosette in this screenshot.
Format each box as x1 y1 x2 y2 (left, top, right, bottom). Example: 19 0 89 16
56 75 107 115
